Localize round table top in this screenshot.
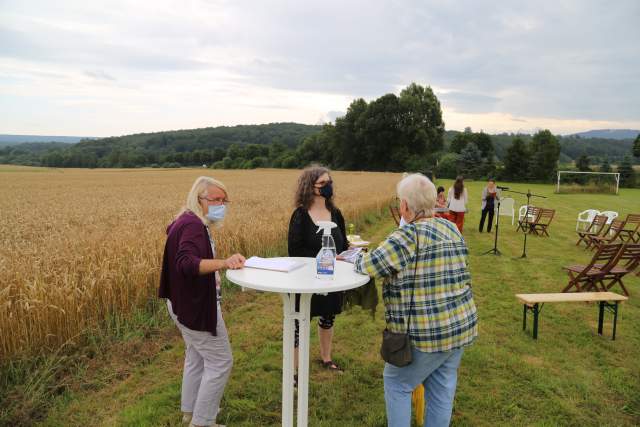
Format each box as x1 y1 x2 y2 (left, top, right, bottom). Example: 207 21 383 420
226 257 370 294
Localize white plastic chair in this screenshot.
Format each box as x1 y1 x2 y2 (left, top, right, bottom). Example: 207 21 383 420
599 210 618 225
496 197 515 225
576 209 600 231
518 205 529 222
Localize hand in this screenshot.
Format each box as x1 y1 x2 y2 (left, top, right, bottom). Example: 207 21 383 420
224 253 246 269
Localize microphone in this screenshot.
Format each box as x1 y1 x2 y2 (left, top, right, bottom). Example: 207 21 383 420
497 186 509 190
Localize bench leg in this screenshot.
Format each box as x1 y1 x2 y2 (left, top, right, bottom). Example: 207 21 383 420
532 303 539 339
598 301 621 340
598 301 605 335
612 302 619 341
522 303 541 339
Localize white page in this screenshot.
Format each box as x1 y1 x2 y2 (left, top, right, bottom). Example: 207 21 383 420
244 256 306 273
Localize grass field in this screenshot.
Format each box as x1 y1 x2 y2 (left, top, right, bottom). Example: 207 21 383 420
2 166 640 426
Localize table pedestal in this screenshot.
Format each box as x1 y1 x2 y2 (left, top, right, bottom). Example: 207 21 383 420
281 293 312 427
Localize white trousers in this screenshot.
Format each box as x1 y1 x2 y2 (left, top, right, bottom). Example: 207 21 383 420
166 300 233 427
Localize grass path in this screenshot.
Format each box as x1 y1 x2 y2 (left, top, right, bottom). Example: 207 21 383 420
38 183 640 426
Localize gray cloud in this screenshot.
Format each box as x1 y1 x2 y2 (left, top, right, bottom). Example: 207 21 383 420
0 0 639 133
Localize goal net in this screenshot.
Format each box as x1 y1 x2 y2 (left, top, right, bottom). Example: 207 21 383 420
556 171 620 194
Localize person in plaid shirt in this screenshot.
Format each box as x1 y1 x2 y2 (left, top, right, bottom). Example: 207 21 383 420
355 173 478 427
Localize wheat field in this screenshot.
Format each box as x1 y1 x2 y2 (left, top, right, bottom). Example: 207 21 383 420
0 166 400 362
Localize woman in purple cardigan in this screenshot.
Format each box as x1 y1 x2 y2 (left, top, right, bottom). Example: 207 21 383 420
159 176 245 427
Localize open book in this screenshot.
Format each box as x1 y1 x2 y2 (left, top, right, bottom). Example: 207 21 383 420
337 247 364 264
244 256 306 273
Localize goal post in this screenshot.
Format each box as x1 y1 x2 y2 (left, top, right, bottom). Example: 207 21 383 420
556 171 620 194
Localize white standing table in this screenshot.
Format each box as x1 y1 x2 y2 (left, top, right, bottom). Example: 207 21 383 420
226 257 370 427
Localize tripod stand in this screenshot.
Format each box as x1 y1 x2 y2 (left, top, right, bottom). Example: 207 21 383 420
510 189 546 258
481 191 505 256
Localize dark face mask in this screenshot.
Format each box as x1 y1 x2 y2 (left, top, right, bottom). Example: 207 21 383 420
319 183 333 199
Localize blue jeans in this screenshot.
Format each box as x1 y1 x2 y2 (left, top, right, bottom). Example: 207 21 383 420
384 347 464 427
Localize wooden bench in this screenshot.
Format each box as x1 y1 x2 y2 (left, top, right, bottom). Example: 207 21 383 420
515 292 628 340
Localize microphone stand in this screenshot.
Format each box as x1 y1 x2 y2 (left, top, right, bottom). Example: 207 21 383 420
481 189 505 256
509 189 547 258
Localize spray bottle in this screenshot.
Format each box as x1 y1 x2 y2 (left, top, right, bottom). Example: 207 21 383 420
315 221 337 280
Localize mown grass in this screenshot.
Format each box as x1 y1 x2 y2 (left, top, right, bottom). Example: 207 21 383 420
10 178 640 426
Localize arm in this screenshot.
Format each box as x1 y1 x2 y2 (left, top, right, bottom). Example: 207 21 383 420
336 209 349 252
175 222 244 278
354 228 413 279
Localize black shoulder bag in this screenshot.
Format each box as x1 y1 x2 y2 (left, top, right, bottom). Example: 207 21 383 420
380 224 420 367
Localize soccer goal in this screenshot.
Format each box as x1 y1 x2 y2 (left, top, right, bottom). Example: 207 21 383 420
556 171 620 194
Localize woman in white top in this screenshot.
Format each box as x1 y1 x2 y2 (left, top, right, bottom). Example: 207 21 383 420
447 176 468 232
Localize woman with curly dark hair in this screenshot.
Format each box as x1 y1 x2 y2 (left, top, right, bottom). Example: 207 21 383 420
288 164 349 378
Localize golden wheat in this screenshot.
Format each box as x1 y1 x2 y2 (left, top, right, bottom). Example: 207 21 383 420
0 166 400 361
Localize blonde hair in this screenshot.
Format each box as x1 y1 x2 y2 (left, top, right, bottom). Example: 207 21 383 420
397 173 436 218
179 176 229 225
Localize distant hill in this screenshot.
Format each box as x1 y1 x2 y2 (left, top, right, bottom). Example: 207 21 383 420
0 135 92 147
0 123 323 168
570 129 639 140
1 124 636 169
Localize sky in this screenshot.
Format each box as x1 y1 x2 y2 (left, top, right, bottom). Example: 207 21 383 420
1 0 639 137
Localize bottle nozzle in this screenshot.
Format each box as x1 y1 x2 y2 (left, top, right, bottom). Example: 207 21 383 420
316 220 338 235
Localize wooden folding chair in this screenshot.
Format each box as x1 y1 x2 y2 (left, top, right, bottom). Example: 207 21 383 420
576 215 608 247
562 243 623 293
599 244 640 296
619 214 640 243
530 208 555 237
516 206 540 233
587 219 625 251
389 205 401 226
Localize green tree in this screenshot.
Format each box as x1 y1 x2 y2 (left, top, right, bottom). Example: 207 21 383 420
600 158 611 172
503 137 529 181
435 153 460 179
617 156 636 187
633 133 640 158
576 155 591 171
358 93 405 171
458 142 483 179
332 98 368 170
398 83 445 161
528 130 560 181
450 132 474 154
474 131 494 159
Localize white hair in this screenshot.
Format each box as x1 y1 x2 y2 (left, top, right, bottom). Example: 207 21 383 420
179 176 228 226
397 173 436 218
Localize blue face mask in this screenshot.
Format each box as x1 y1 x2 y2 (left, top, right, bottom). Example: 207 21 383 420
206 205 226 222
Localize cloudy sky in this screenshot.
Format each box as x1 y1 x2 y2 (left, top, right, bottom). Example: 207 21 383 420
1 0 639 137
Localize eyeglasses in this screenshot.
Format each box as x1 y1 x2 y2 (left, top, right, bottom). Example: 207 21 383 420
314 179 333 188
199 196 230 205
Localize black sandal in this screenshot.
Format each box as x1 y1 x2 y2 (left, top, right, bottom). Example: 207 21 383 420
294 374 298 388
320 360 343 371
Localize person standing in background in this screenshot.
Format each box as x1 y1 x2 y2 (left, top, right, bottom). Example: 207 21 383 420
479 179 499 233
288 165 349 380
447 176 468 233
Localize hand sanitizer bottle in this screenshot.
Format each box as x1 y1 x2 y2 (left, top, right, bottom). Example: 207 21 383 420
315 221 337 280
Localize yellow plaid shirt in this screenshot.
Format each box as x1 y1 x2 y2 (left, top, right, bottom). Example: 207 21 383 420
355 217 478 352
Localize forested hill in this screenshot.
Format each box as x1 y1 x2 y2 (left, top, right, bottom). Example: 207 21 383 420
0 123 322 168
443 131 636 163
0 122 636 169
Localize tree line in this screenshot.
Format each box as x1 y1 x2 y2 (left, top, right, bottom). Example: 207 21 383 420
0 84 637 186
